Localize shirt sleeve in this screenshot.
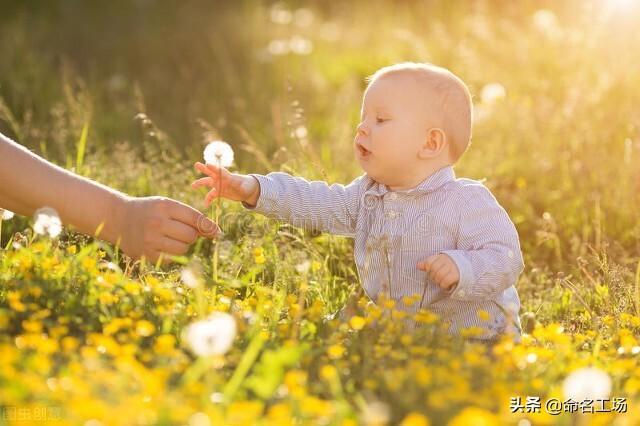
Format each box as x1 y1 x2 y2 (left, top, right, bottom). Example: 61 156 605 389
240 172 366 238
439 183 525 301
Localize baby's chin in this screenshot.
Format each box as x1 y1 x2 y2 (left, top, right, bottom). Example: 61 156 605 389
359 168 388 185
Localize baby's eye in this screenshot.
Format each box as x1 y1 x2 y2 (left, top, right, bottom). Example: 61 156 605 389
376 117 387 123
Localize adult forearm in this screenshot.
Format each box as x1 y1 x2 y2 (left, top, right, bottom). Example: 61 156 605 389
0 133 127 244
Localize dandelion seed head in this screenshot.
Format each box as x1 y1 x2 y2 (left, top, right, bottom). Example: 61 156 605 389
562 367 611 402
295 260 311 274
184 312 237 357
362 401 390 425
532 9 560 38
204 140 234 168
293 8 314 27
270 3 292 25
480 83 506 104
33 207 62 238
180 265 201 289
289 36 313 55
268 39 290 56
1 209 15 220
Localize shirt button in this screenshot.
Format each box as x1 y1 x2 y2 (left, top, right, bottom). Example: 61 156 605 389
457 289 466 297
387 192 397 201
385 211 397 219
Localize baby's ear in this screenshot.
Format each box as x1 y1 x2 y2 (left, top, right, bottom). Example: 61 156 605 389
418 128 447 159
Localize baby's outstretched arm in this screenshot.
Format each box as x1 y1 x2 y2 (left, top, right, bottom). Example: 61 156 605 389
192 162 365 237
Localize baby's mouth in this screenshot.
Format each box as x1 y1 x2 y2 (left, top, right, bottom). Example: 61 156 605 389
357 143 372 157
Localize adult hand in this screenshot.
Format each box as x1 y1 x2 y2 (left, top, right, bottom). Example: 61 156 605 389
117 196 220 263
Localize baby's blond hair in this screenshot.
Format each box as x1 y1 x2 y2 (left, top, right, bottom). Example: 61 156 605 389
365 62 473 162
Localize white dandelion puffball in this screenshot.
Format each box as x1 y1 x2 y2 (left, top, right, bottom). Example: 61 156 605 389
532 9 560 37
184 312 237 357
1 209 15 220
204 140 234 168
33 207 62 238
180 265 201 289
480 82 506 104
562 367 612 402
362 401 391 425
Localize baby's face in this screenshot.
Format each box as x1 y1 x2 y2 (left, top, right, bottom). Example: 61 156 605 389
354 74 435 188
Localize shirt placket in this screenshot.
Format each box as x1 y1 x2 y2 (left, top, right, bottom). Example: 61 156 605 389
380 191 400 301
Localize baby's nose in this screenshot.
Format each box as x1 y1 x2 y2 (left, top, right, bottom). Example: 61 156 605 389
356 122 368 137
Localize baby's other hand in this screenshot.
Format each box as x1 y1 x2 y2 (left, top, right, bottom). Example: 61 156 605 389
417 253 460 292
191 162 260 207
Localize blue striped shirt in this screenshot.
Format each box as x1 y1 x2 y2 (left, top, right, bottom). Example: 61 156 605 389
242 165 525 341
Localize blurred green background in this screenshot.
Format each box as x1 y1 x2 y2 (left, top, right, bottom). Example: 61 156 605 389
1 0 639 315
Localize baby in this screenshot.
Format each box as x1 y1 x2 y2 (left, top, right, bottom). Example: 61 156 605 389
192 62 525 342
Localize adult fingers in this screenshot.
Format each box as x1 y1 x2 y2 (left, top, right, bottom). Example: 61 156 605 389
157 236 190 256
167 200 219 238
162 219 199 244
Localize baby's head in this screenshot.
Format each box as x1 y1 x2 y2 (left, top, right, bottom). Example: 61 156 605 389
354 62 472 190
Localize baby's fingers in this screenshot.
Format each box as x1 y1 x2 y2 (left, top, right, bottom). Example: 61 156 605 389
205 187 219 206
195 161 225 178
191 177 215 189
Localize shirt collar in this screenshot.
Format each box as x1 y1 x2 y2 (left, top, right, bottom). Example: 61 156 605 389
364 165 456 197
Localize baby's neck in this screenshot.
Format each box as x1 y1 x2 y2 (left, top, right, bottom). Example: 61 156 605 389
385 162 453 192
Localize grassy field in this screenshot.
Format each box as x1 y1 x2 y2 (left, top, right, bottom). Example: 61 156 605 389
1 1 640 424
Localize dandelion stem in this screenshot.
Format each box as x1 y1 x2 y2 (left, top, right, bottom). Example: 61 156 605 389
222 325 265 402
212 158 222 285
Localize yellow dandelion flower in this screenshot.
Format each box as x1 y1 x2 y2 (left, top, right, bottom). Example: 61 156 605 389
402 295 419 307
124 281 141 295
136 320 156 337
226 400 263 425
327 344 346 359
284 370 307 397
62 336 79 352
460 326 486 338
349 315 366 330
267 403 291 421
81 257 96 270
99 292 118 306
154 334 176 355
391 309 407 320
400 334 413 346
320 364 338 381
21 319 43 333
400 412 430 426
448 407 498 426
414 310 438 324
477 309 491 321
300 396 333 417
7 291 26 312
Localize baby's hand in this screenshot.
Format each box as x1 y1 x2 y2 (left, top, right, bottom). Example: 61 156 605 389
417 253 460 292
191 162 260 207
